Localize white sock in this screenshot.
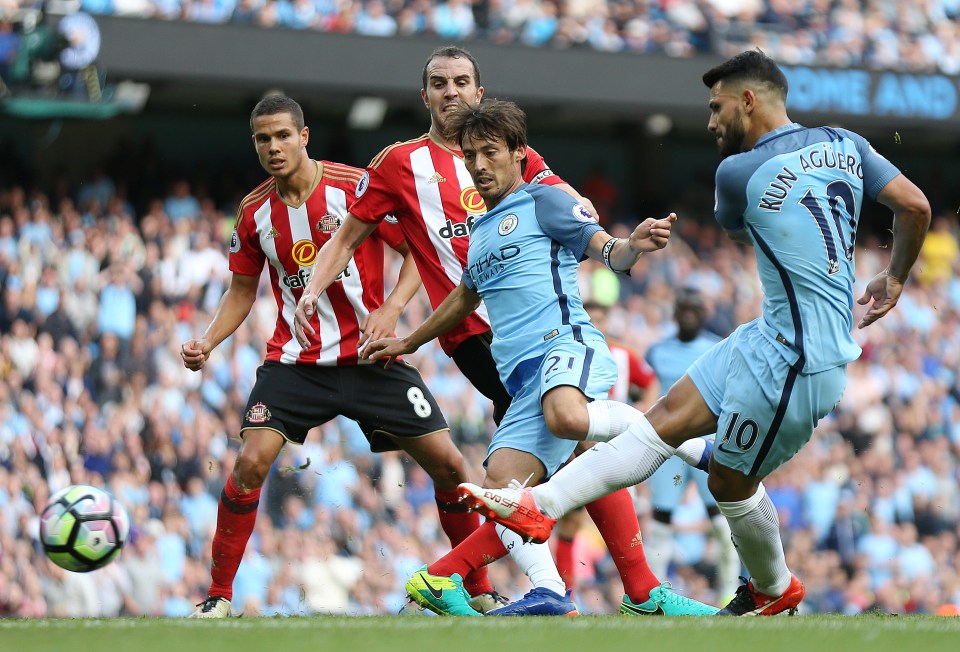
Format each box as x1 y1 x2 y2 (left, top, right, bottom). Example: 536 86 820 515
534 413 674 520
644 518 674 580
585 400 643 442
675 438 706 468
715 484 791 597
497 524 566 596
710 513 741 598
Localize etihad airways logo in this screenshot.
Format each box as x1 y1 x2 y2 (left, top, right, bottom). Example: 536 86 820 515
467 245 521 285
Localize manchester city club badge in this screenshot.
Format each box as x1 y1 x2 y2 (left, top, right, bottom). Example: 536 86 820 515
498 214 518 236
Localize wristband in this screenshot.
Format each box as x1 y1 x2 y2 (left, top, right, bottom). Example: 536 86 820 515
602 237 631 275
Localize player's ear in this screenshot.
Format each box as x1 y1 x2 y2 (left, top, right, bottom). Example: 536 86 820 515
301 126 309 147
421 88 429 109
476 85 485 103
742 88 758 114
513 144 527 163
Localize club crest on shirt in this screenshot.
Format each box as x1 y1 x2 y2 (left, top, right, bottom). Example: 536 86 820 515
229 229 241 253
245 402 272 424
317 214 341 233
356 171 370 198
498 214 519 236
573 204 596 223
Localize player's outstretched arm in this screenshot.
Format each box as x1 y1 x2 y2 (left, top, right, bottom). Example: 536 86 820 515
181 272 259 371
358 241 423 352
295 214 378 346
857 175 931 329
585 213 677 273
364 282 482 368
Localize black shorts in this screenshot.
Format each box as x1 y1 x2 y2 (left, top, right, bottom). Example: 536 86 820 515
451 332 512 425
241 360 448 453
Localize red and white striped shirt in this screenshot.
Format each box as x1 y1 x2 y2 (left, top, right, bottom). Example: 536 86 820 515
230 161 405 366
349 133 564 355
608 342 655 403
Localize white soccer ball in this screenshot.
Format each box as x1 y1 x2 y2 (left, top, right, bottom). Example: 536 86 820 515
39 484 130 573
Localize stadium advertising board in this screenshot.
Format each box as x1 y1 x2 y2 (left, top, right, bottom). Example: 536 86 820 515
93 16 960 130
783 66 957 121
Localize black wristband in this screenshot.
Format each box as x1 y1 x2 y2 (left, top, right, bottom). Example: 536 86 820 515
602 237 631 275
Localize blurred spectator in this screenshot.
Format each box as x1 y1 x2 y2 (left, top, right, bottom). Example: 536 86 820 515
355 0 397 36
918 214 959 286
163 180 201 223
30 0 956 73
0 15 19 94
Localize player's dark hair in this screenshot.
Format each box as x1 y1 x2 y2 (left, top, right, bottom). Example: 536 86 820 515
422 45 481 90
702 50 788 102
448 99 527 153
250 94 305 133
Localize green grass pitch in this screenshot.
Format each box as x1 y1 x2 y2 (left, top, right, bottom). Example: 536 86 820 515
4 615 960 652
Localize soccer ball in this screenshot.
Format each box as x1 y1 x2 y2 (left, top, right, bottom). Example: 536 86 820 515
39 484 130 573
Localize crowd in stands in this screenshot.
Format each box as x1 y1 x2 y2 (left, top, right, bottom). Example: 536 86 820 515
1 156 959 617
2 0 960 85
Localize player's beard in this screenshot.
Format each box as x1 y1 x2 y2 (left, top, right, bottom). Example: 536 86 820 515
718 110 746 159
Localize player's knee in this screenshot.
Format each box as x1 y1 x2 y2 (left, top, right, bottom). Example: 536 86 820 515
707 466 758 503
233 453 271 491
416 444 466 488
423 457 465 489
544 406 588 440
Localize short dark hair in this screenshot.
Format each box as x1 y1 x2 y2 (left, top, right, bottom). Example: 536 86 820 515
702 50 788 101
250 94 305 133
448 99 527 152
422 45 481 90
675 287 705 309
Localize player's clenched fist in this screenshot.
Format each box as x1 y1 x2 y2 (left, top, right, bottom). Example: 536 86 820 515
293 291 319 347
181 338 212 371
629 212 677 253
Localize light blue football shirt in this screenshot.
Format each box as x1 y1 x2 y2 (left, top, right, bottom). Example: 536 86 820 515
462 183 604 394
645 330 722 391
714 123 901 373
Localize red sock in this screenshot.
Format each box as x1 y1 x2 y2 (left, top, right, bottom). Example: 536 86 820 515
428 521 508 586
585 488 659 602
208 475 261 601
554 535 576 592
435 489 492 596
